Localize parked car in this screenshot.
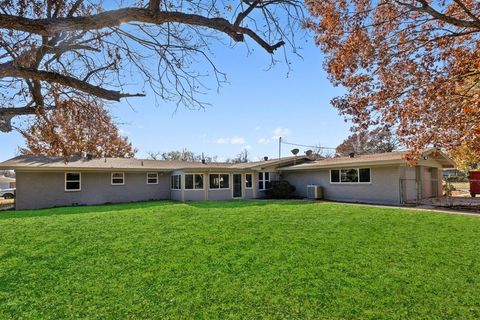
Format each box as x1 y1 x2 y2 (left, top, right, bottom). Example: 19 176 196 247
0 188 15 199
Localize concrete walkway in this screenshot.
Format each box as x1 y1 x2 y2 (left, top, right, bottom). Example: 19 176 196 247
418 196 480 212
322 200 480 217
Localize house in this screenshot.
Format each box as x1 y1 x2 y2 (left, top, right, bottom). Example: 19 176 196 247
0 174 16 190
0 148 454 210
280 149 454 205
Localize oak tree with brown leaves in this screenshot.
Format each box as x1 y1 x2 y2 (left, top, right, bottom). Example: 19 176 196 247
19 99 136 158
305 0 480 160
0 0 303 132
335 127 398 157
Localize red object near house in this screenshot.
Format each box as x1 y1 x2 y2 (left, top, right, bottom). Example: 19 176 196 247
469 171 480 197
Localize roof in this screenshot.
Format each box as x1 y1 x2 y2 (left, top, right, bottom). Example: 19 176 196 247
0 150 454 172
0 155 307 172
280 148 455 171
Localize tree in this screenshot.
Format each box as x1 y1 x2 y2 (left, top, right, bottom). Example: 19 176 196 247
450 142 480 172
226 149 249 163
0 0 303 132
306 1 480 159
19 99 136 158
147 149 217 162
335 127 398 157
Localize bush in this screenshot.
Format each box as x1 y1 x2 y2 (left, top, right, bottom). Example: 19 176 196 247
266 180 296 199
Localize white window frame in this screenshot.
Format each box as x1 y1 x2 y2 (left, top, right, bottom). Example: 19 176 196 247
258 171 271 190
171 174 181 190
184 173 205 190
208 173 230 190
65 172 81 192
245 173 253 189
146 172 158 185
111 172 125 185
329 168 371 184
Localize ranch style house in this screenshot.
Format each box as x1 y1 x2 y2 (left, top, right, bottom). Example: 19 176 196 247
0 148 454 210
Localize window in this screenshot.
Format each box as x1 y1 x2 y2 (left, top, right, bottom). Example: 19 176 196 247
331 170 340 183
171 174 181 190
209 174 230 189
258 172 271 190
185 174 204 190
195 174 204 189
245 174 253 189
185 174 194 189
111 172 125 185
341 169 358 183
359 168 371 183
65 172 81 191
330 168 371 184
147 172 158 184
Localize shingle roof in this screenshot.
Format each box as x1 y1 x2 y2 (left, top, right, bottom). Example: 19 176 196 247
0 150 454 171
280 148 455 170
0 155 307 171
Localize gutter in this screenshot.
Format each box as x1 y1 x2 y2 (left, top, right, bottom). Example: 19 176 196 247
279 160 406 171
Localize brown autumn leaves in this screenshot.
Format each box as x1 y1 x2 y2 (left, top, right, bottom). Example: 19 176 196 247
19 99 136 158
305 0 480 163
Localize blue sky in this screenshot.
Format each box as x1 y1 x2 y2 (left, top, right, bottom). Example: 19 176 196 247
0 32 351 162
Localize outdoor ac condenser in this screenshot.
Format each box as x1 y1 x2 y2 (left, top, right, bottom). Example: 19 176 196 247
307 185 323 200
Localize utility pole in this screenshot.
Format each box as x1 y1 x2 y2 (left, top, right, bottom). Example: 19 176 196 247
278 136 282 159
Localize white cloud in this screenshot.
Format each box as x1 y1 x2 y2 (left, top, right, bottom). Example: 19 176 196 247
216 138 229 144
272 127 291 139
230 136 246 145
216 136 246 145
244 145 252 150
258 138 270 144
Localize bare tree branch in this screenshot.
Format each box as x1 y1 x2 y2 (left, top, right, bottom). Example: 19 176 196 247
0 0 303 132
0 9 285 52
0 62 144 101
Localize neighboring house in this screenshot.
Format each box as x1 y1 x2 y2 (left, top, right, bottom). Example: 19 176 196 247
0 174 16 190
0 148 454 210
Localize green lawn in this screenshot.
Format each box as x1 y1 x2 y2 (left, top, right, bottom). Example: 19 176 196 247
1 201 480 319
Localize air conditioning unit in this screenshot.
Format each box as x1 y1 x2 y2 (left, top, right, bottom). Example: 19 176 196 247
307 185 323 199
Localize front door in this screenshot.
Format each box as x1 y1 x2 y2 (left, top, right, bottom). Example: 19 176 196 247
233 174 242 198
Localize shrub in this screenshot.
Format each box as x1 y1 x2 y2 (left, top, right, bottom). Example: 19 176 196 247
266 180 296 199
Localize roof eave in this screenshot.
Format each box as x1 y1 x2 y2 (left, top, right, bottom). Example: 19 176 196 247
280 159 406 171
5 167 175 172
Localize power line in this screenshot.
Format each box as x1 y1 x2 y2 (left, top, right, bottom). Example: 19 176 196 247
281 139 337 150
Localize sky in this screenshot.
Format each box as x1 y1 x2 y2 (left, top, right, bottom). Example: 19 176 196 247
0 29 351 162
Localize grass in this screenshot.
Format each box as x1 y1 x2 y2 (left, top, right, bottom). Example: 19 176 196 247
1 200 480 319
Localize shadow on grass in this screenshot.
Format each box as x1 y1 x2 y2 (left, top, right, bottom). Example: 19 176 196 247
0 199 318 220
184 199 315 209
0 200 179 220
